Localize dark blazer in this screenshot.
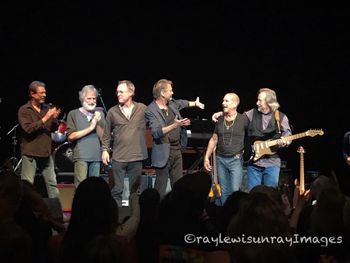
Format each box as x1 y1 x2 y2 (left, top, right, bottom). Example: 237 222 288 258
145 99 189 168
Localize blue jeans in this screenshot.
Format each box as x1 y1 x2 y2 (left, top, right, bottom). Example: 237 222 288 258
111 160 143 206
74 160 100 187
216 154 243 206
21 155 59 198
247 165 280 191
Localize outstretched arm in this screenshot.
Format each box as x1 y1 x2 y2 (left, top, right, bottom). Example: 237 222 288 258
188 97 205 109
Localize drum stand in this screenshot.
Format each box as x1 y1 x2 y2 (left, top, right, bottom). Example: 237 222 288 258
6 123 22 173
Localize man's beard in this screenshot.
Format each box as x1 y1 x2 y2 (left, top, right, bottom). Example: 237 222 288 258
83 101 96 112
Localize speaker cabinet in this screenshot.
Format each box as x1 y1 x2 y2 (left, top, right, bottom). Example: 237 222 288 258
57 184 75 212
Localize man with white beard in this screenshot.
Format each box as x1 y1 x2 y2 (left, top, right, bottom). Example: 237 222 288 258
67 85 105 187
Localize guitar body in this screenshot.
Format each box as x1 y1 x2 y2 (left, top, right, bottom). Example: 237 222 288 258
252 140 276 162
243 140 276 164
243 137 255 164
209 182 221 199
243 129 324 164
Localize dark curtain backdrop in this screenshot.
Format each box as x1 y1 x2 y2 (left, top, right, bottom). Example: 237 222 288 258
1 1 349 193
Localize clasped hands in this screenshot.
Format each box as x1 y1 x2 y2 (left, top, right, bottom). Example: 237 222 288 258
90 111 101 129
43 106 61 123
48 107 61 119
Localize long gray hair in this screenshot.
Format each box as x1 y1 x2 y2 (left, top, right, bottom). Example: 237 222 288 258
258 88 280 112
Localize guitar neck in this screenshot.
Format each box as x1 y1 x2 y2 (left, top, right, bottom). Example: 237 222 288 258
212 150 218 184
267 132 308 147
299 154 305 193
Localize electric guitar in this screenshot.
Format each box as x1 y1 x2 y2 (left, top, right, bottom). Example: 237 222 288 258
244 129 324 163
297 146 306 194
208 148 221 201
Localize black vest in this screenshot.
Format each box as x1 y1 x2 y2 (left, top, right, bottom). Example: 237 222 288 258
248 108 285 141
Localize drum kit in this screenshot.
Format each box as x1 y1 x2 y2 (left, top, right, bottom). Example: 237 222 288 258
51 120 74 173
6 119 74 173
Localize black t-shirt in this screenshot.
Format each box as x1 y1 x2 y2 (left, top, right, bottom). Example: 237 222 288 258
214 113 248 157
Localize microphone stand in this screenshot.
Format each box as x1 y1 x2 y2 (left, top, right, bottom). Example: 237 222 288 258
96 88 111 177
6 123 22 172
97 89 108 115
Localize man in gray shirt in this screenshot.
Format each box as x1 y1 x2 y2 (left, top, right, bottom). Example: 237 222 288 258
67 85 105 187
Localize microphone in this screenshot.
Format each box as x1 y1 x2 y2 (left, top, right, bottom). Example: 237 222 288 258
48 103 57 108
98 88 102 95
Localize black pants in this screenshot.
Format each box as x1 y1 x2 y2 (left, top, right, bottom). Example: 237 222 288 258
154 148 183 199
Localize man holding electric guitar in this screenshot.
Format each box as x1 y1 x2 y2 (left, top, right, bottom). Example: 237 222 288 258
204 93 249 205
244 88 292 191
212 88 292 192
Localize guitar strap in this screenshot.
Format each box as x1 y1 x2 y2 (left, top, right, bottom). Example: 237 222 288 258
274 110 281 134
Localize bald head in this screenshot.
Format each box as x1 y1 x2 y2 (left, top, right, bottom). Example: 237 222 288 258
223 93 240 109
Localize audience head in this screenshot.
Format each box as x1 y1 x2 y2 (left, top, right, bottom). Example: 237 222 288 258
310 175 337 201
171 171 211 212
139 188 160 213
0 223 32 263
250 184 285 211
60 177 119 263
69 177 119 232
219 190 249 234
0 170 23 223
227 191 294 263
82 234 128 263
310 186 346 236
